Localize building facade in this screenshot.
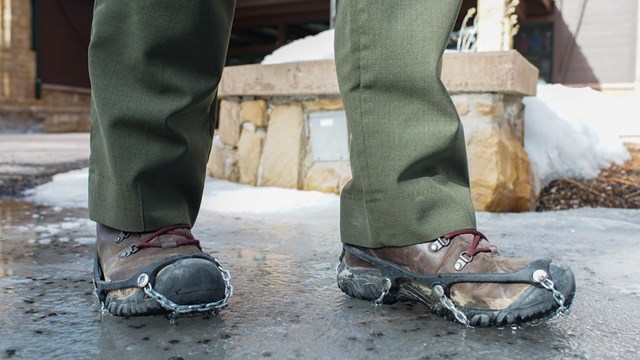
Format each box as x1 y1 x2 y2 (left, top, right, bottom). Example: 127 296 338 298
1 0 640 131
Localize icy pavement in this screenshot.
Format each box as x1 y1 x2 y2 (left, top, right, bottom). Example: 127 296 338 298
1 170 640 359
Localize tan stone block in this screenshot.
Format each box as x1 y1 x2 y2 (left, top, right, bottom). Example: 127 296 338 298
237 129 266 185
207 136 225 179
217 100 242 146
259 103 304 188
442 51 538 96
474 101 498 116
453 97 469 116
304 163 340 194
220 52 538 99
207 135 239 181
465 122 535 212
241 99 269 127
338 165 353 193
219 60 340 97
304 98 344 112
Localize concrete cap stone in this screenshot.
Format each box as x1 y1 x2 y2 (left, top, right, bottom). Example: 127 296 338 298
218 50 538 97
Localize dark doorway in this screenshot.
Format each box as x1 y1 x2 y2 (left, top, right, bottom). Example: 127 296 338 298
35 0 94 91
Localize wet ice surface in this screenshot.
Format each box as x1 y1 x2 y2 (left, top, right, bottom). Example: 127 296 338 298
1 174 640 359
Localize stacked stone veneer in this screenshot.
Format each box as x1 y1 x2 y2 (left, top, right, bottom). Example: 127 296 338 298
210 51 540 212
209 96 350 194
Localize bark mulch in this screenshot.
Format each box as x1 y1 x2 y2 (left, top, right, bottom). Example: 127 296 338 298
536 144 640 211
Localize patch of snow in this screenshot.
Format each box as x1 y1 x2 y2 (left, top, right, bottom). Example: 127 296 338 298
200 178 339 215
524 84 631 185
25 168 88 208
27 168 339 215
74 237 95 245
262 29 335 65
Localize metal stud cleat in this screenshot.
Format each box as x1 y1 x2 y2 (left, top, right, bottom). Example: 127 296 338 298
532 269 548 283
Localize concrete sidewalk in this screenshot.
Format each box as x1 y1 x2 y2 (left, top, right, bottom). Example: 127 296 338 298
0 133 89 197
0 133 89 165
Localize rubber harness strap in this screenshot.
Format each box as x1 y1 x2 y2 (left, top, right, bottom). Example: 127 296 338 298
343 245 552 296
93 250 219 303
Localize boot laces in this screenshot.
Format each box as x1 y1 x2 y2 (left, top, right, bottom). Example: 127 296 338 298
444 229 496 256
130 225 201 253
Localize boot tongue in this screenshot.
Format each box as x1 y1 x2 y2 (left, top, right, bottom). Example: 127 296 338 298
155 230 190 248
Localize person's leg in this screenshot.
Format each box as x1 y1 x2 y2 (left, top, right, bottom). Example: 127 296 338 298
89 0 235 316
335 0 575 327
336 0 476 249
90 0 234 232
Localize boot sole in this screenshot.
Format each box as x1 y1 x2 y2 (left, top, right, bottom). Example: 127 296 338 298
337 257 576 327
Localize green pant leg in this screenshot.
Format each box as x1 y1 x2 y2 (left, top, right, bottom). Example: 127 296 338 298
335 0 477 248
88 0 236 232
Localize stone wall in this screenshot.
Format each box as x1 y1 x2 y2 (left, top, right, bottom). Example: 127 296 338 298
210 51 540 212
453 93 534 211
0 0 36 102
208 97 351 194
40 84 91 132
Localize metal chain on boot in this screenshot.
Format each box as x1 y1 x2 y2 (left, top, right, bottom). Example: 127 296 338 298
529 269 572 325
140 258 233 316
374 278 392 306
433 284 469 326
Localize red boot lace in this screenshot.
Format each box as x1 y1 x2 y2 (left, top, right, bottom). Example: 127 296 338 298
133 225 201 251
443 229 496 257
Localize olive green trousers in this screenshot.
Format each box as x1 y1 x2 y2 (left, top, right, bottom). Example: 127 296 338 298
89 0 476 248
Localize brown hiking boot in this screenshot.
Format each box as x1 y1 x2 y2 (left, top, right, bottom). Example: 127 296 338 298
93 224 232 316
337 229 575 327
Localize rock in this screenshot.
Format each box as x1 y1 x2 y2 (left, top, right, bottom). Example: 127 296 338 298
338 165 352 192
452 97 469 116
259 103 304 188
304 163 341 194
207 135 239 181
218 100 242 146
241 100 269 127
464 121 534 212
303 161 352 194
237 129 266 185
304 98 344 112
474 100 501 117
242 122 256 132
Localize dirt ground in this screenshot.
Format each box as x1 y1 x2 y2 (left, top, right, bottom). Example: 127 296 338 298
537 144 640 211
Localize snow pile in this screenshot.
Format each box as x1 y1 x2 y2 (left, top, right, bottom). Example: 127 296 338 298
201 178 338 214
25 168 89 208
261 29 335 65
524 84 632 185
27 168 339 215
